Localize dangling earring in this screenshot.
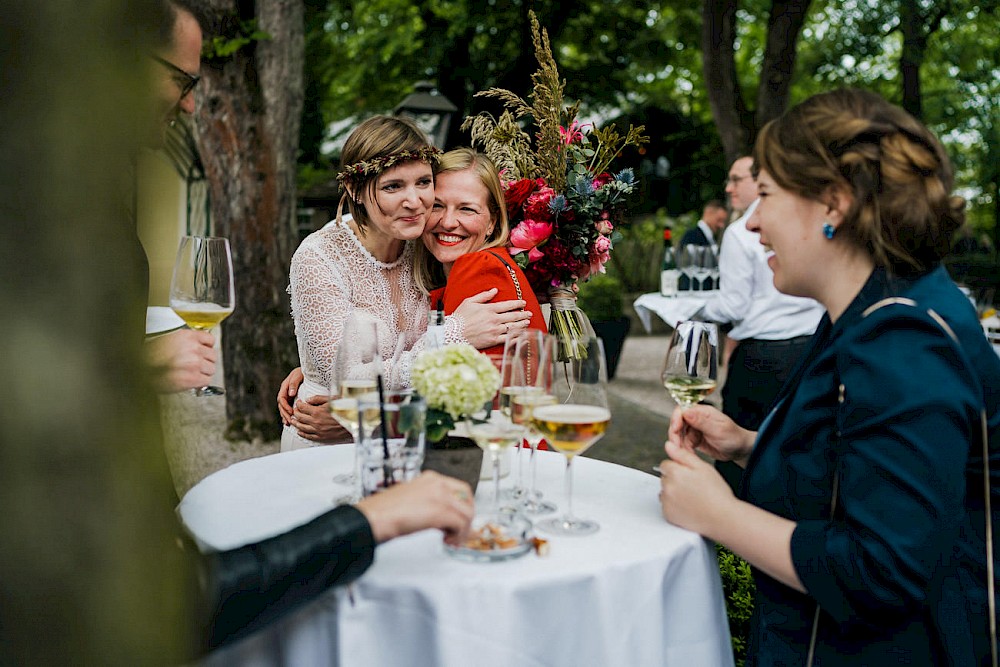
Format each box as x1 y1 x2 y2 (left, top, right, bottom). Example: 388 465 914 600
822 221 836 240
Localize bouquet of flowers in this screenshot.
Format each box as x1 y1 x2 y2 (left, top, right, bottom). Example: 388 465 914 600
462 11 648 359
410 343 501 443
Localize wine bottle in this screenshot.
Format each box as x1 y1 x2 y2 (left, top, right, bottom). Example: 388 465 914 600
660 227 679 297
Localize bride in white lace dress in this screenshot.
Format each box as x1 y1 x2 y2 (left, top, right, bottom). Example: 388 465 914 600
280 116 530 451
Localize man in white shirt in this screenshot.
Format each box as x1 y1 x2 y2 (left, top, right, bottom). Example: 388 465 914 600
700 156 824 488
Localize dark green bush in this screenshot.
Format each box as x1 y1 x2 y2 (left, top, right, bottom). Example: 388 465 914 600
716 544 755 667
577 273 624 321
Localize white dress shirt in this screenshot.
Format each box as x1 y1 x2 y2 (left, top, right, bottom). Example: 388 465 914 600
696 219 719 254
700 199 824 341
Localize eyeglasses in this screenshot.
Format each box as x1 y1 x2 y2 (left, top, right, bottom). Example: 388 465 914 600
152 55 201 100
725 174 751 186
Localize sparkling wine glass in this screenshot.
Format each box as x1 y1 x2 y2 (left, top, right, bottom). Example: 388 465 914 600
509 331 558 515
661 320 719 411
535 336 610 536
169 236 235 396
328 313 381 501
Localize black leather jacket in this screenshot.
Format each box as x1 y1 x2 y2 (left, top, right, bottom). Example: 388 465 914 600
199 504 375 650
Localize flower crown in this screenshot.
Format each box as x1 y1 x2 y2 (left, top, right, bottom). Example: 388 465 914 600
336 146 443 184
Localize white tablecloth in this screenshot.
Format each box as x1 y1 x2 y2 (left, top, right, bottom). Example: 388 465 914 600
633 292 718 333
181 446 734 667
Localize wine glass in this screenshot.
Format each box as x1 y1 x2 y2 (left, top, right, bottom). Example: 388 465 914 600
661 321 719 411
534 336 610 535
509 331 558 515
706 245 720 291
169 236 235 396
676 244 699 292
328 313 381 501
498 333 534 503
694 245 715 291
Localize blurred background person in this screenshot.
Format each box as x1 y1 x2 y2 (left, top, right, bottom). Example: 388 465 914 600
698 155 824 490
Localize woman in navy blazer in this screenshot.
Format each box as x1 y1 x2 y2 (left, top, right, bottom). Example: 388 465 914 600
660 88 999 666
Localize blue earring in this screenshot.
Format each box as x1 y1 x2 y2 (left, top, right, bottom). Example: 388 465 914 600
822 222 836 240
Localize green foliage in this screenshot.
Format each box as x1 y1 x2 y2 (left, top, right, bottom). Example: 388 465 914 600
202 18 271 60
577 273 624 321
716 544 755 667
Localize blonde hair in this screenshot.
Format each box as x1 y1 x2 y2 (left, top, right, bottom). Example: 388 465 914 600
339 115 433 234
754 88 965 276
414 148 510 295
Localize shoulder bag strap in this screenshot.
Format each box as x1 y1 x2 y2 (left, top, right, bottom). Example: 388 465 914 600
807 297 996 667
486 249 523 300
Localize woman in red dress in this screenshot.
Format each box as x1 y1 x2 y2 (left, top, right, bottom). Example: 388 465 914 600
414 148 546 356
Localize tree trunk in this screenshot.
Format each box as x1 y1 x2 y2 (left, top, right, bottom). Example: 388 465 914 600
756 0 812 129
701 0 749 165
899 0 925 119
194 1 304 442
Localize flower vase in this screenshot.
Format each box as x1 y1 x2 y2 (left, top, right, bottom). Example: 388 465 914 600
421 436 483 494
548 285 596 361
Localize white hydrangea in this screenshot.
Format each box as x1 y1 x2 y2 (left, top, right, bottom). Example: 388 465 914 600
411 343 500 420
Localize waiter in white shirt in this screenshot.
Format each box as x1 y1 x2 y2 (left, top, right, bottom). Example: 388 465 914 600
699 156 824 489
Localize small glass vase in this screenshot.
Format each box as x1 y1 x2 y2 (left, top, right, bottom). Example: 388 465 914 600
547 284 595 361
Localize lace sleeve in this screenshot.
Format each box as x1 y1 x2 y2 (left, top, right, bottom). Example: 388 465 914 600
289 240 352 391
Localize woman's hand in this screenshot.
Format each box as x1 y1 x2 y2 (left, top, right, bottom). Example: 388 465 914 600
355 471 475 546
658 438 736 536
453 288 532 349
290 395 352 443
277 367 304 425
668 404 756 467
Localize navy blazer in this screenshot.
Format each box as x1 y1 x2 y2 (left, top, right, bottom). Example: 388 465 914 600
741 266 1000 666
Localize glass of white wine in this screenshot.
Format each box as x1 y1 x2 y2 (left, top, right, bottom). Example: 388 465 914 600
534 336 610 536
497 332 535 503
169 236 235 396
509 331 558 515
446 392 532 562
328 313 381 501
661 320 719 410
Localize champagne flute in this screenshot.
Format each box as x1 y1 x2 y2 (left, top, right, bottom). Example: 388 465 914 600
534 336 610 536
509 332 558 515
466 397 525 519
169 236 235 396
328 313 381 500
661 321 719 411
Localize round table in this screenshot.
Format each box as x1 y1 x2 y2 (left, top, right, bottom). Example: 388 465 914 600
180 446 734 667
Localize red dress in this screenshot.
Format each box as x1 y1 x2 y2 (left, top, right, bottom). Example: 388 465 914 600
429 248 546 358
430 248 550 450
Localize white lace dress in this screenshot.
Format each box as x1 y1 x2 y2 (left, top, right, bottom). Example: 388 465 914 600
281 218 465 451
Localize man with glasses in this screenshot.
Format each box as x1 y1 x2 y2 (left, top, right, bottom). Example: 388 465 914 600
141 0 216 393
698 156 824 490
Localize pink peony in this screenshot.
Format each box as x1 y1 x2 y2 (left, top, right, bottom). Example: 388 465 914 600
509 219 554 257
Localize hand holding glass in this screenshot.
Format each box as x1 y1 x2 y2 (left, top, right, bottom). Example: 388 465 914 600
169 236 234 396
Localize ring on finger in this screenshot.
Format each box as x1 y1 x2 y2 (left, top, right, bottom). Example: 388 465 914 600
455 489 470 501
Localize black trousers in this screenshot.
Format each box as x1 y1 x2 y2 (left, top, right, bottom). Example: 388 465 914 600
716 335 813 492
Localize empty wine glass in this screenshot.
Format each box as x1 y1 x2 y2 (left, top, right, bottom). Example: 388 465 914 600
169 236 235 396
679 244 701 292
661 321 719 411
534 336 610 536
509 331 558 515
